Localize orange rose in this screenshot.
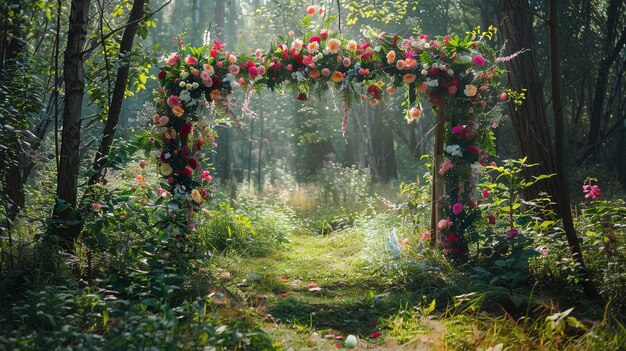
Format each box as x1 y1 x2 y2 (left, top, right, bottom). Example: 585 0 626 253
172 106 184 117
308 69 320 79
331 71 344 83
210 89 221 100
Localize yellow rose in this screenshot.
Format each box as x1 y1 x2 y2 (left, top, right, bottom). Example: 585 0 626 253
159 163 173 176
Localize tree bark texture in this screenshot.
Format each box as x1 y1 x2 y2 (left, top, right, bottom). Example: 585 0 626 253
89 0 146 185
371 105 397 182
1 0 28 222
498 0 562 207
582 0 625 162
549 0 600 300
53 0 91 246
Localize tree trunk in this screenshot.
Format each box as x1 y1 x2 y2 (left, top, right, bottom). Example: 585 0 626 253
52 0 91 248
88 0 146 186
498 0 561 206
581 0 625 162
371 104 397 182
1 0 27 222
549 0 600 300
213 0 231 181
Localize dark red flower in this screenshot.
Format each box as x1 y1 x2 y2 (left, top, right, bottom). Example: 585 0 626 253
157 70 166 80
296 92 307 101
211 76 221 89
160 150 172 163
309 36 321 43
179 122 193 136
487 214 496 225
467 145 479 155
182 166 193 176
188 158 198 169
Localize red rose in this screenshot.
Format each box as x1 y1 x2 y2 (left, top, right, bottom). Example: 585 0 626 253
179 122 193 136
182 166 193 176
211 76 221 89
157 70 166 80
467 145 479 155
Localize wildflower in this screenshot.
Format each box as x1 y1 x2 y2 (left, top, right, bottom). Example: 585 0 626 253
582 184 601 199
135 175 144 183
370 331 381 338
342 57 351 67
320 28 329 38
504 228 519 238
306 5 316 15
482 188 490 198
499 92 508 101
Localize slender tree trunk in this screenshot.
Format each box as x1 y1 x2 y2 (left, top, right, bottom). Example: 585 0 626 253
549 0 600 300
1 0 27 222
52 0 91 248
498 0 561 207
371 104 397 182
581 0 625 162
213 0 230 181
88 0 146 186
256 113 264 191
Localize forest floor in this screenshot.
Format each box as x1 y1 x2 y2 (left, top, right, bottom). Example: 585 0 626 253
213 222 447 350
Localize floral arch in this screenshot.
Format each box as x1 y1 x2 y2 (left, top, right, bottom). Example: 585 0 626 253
147 7 514 263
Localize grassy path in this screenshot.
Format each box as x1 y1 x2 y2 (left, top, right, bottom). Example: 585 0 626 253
214 219 446 350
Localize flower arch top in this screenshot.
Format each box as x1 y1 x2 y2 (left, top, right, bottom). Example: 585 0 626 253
149 8 516 261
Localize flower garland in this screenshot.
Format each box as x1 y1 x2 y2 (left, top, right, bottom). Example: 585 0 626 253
148 7 513 262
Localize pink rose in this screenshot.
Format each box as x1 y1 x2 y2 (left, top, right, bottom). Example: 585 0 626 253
472 55 485 66
185 56 198 66
452 203 463 215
